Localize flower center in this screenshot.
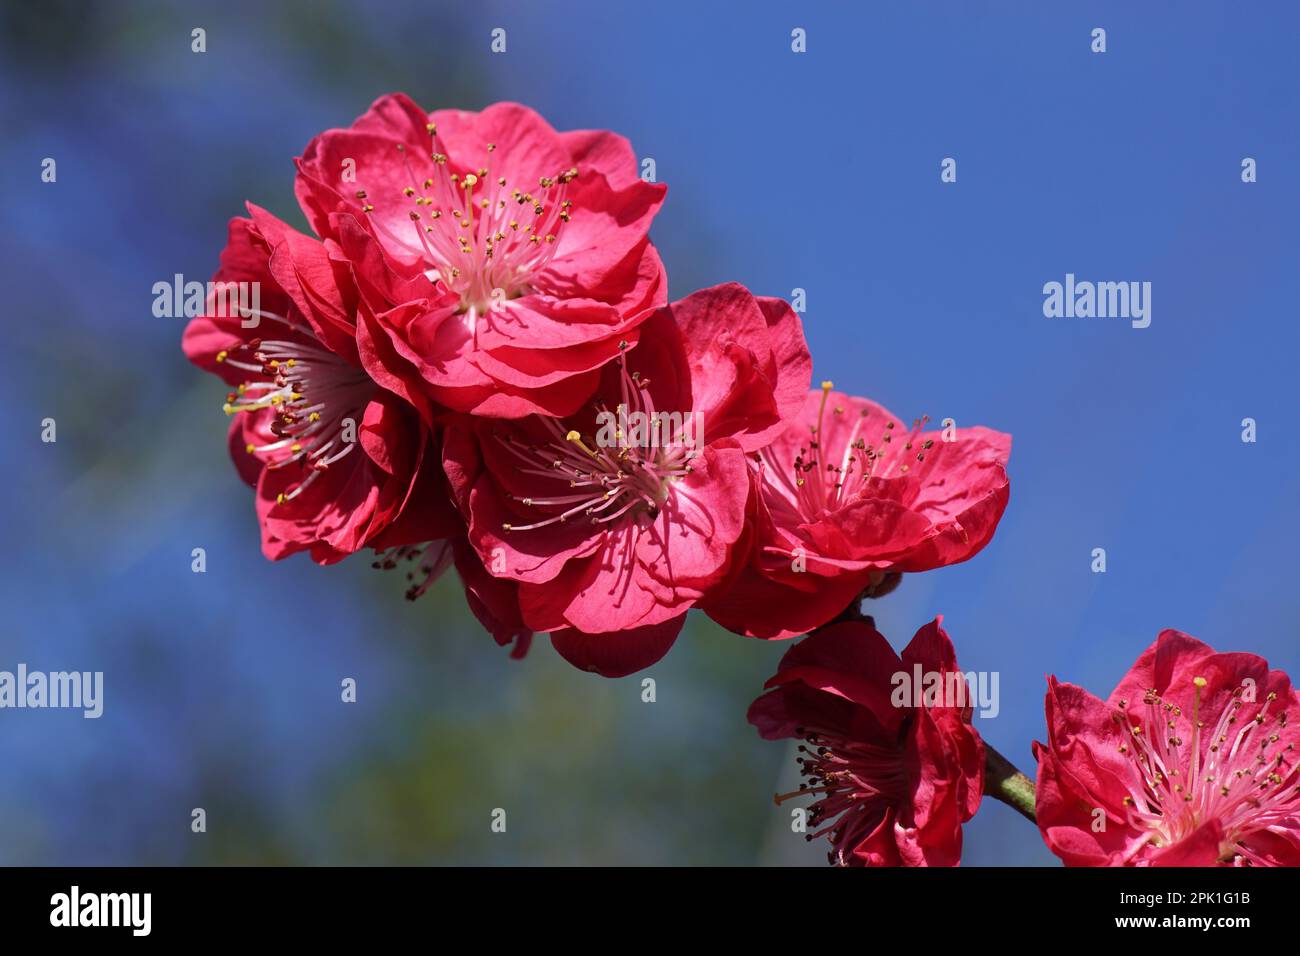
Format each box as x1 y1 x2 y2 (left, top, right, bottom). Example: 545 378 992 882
775 725 908 866
1112 678 1299 864
360 126 578 344
217 312 375 505
759 381 934 522
496 352 696 534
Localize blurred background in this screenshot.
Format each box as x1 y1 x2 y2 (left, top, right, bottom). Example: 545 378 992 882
0 1 1296 866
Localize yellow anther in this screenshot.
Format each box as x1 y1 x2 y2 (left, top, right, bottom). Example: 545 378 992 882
566 430 600 459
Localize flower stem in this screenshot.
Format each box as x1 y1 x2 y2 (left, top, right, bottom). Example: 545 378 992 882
983 742 1037 823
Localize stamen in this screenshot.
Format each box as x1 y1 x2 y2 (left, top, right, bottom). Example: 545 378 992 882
217 314 373 505
1111 676 1300 864
760 389 939 522
497 361 695 539
367 134 580 331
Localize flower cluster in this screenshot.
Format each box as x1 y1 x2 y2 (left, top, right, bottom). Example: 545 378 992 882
186 97 1296 867
184 95 1012 676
